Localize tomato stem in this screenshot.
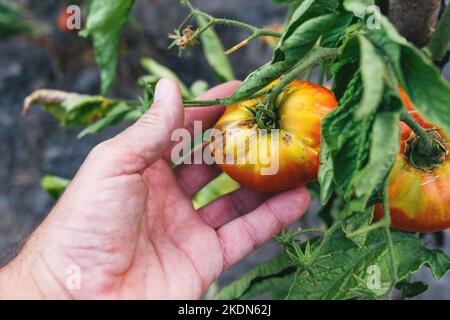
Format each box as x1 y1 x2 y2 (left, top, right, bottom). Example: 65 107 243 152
400 109 448 170
265 47 340 102
253 47 339 129
400 109 433 149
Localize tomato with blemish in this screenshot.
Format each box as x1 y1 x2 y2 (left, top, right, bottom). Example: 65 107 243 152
210 80 338 192
374 89 450 232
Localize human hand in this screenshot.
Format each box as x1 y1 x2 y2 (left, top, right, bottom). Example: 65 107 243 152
0 79 310 299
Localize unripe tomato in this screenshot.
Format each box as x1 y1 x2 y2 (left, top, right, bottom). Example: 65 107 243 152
374 89 450 232
211 80 337 192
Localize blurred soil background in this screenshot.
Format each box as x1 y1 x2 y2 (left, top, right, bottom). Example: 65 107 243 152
0 0 449 298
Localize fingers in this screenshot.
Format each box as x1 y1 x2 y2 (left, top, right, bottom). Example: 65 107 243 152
89 79 184 176
199 187 271 229
217 187 311 270
174 163 222 198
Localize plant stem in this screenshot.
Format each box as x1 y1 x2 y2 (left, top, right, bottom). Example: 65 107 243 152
400 109 435 151
261 47 339 106
183 47 338 109
225 33 259 55
426 3 450 61
189 9 281 50
310 222 341 262
346 220 388 238
183 89 270 107
382 179 398 297
211 17 282 38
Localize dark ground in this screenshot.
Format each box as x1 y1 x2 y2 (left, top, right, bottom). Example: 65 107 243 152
0 0 449 299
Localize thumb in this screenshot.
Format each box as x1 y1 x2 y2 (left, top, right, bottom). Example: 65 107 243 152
92 78 184 175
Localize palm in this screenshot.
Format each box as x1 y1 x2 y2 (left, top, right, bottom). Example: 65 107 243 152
113 159 224 299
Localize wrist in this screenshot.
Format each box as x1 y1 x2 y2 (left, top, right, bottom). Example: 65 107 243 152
0 257 45 299
0 234 74 300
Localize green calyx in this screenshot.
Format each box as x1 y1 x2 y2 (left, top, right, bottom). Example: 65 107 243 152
254 107 278 130
404 129 448 171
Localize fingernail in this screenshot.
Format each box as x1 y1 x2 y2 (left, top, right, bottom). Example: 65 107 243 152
154 78 172 102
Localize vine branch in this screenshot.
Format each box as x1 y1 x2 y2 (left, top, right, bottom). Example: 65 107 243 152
178 0 281 55
426 3 450 61
400 110 435 151
183 47 339 110
400 109 448 170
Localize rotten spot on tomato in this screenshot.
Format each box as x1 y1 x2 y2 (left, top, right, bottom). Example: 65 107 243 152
283 134 292 145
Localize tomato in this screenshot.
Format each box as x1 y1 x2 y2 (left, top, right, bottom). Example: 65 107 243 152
374 89 450 232
57 9 72 33
210 80 338 192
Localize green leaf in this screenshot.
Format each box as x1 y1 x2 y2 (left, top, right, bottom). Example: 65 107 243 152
23 89 116 126
365 17 450 136
281 13 339 60
193 173 240 210
331 36 360 100
343 0 374 17
320 13 354 48
140 58 192 99
216 252 295 300
40 175 70 200
396 280 428 299
81 0 135 95
318 138 334 205
323 73 369 199
342 207 373 246
78 102 141 138
231 0 339 100
282 0 338 43
349 100 401 213
400 46 450 136
355 35 385 119
0 0 46 39
229 60 291 100
286 230 450 300
323 72 401 215
190 80 209 97
197 16 235 82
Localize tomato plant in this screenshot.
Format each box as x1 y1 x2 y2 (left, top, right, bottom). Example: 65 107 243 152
212 80 337 192
22 0 450 300
374 89 450 232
